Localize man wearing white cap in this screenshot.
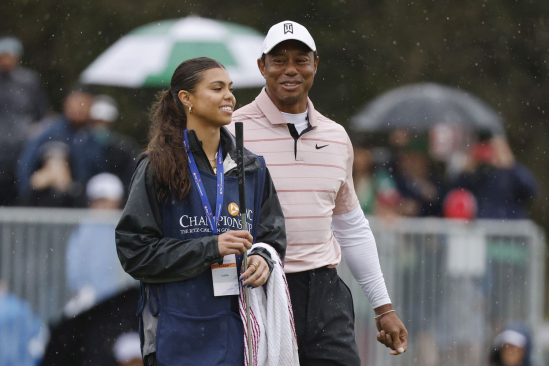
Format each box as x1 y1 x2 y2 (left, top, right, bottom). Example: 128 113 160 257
229 20 407 365
89 95 140 197
65 172 134 308
489 325 532 366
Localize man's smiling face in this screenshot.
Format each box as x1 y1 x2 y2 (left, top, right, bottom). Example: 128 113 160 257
258 40 318 112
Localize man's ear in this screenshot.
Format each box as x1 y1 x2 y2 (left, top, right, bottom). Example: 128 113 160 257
257 58 267 79
178 90 192 109
313 56 319 75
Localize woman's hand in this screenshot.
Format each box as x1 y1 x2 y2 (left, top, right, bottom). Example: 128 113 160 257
218 230 253 256
240 255 270 288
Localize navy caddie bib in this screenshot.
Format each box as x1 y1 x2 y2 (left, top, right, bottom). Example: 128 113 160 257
148 155 266 366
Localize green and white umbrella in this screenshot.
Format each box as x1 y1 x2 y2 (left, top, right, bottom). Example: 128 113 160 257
81 16 266 88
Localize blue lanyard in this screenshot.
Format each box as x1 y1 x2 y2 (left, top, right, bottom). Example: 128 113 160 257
183 130 224 234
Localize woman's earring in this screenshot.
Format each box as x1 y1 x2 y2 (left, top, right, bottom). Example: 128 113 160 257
189 106 193 114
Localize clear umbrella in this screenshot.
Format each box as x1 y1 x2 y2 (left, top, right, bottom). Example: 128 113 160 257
80 16 265 89
350 83 504 134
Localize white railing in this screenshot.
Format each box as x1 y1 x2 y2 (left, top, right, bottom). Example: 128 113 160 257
0 208 545 365
339 217 545 366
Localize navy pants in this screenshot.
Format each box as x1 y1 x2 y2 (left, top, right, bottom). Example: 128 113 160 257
286 267 361 366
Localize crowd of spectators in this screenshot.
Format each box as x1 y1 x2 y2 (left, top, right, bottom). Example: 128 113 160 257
352 128 538 222
0 35 538 220
0 36 142 366
0 36 139 210
351 128 539 366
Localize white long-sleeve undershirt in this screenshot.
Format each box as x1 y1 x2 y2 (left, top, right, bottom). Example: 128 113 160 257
331 205 391 309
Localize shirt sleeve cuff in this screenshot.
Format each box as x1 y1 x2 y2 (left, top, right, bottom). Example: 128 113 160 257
250 246 275 273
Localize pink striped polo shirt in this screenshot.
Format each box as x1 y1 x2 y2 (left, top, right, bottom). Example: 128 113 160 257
228 89 359 273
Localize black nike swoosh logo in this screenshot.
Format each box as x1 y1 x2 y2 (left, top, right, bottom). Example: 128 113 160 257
315 144 329 150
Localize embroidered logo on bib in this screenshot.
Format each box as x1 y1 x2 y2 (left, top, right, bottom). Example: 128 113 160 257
228 202 240 216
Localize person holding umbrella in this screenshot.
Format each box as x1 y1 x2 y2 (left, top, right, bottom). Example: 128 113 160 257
115 57 288 365
229 21 408 365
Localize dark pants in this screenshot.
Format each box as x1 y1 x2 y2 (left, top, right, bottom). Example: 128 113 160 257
0 159 17 206
144 353 156 365
286 267 361 366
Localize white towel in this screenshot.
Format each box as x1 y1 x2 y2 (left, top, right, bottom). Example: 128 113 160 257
239 243 300 366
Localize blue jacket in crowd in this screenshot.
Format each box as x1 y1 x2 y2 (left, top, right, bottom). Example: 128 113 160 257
0 291 45 366
16 115 104 203
453 163 537 219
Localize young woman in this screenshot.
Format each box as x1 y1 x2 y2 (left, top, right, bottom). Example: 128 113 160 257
115 57 286 366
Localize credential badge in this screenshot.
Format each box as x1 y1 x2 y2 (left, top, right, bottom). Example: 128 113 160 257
284 23 293 34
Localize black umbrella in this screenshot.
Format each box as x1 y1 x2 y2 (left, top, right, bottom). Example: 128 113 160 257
350 83 504 134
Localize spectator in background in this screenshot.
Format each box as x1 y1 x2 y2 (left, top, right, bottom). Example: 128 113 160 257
489 324 534 366
20 141 76 207
64 173 135 318
43 173 138 366
17 88 103 207
43 287 140 366
353 146 401 219
392 137 444 217
0 36 50 206
442 188 478 221
89 95 139 194
0 285 47 366
451 135 537 219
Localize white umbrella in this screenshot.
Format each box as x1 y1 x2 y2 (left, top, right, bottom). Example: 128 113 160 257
81 16 265 88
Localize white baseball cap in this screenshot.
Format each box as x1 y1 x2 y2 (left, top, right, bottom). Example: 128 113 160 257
90 95 119 123
86 173 124 201
0 37 23 56
113 332 142 363
261 20 316 55
493 330 527 349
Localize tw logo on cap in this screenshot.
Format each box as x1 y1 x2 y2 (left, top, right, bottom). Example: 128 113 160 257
284 23 293 34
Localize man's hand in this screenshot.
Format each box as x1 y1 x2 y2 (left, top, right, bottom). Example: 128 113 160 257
30 157 72 192
491 136 515 169
374 304 408 355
